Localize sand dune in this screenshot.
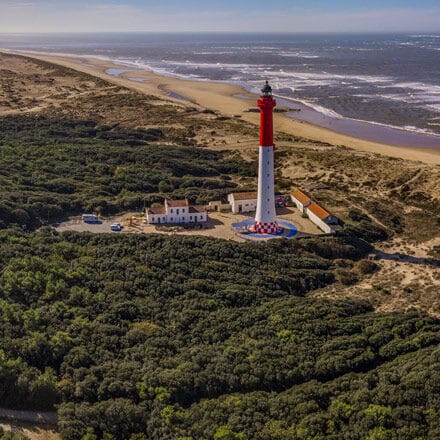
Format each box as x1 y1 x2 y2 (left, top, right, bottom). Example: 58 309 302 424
2 50 440 165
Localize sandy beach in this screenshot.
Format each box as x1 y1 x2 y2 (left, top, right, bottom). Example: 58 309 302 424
4 50 440 166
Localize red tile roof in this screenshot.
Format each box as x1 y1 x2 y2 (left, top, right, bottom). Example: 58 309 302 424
166 199 189 207
230 191 257 201
308 202 331 221
148 207 166 215
291 189 312 205
189 206 207 213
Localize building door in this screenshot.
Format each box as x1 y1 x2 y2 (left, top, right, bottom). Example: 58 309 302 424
239 205 242 213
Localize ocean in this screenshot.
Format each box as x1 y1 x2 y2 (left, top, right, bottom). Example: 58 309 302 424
1 32 440 147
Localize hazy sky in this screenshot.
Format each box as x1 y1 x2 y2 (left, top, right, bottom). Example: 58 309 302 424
0 0 439 33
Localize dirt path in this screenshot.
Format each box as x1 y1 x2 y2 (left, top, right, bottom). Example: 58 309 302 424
0 408 57 426
0 408 59 440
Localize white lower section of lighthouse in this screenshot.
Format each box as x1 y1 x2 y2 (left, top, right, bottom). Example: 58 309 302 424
254 146 279 234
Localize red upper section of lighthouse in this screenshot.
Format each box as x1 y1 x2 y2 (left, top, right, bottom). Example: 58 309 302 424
257 81 276 147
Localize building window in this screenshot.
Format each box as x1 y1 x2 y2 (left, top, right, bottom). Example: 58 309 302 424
171 209 173 214
200 215 203 220
163 217 166 222
190 216 193 221
170 217 173 221
182 209 185 213
177 209 180 215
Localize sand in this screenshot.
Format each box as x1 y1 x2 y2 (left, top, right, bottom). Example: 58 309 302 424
55 208 323 242
3 50 440 166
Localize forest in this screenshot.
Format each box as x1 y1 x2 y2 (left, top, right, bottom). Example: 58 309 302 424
0 229 439 439
0 114 255 229
0 83 438 439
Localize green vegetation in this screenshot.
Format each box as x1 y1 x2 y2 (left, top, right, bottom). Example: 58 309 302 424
0 229 439 439
0 428 29 440
0 115 255 229
1 56 439 440
344 209 389 242
281 146 440 243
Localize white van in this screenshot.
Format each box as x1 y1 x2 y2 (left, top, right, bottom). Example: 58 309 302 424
82 214 99 223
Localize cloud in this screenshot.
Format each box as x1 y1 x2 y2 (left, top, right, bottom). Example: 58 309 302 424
0 2 439 33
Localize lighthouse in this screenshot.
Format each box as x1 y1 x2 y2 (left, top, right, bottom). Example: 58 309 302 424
254 81 280 234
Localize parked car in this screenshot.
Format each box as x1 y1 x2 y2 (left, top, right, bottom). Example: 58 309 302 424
110 223 123 232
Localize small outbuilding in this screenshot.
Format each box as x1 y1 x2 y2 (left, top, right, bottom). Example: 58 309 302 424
146 199 208 225
306 202 338 234
290 187 339 234
227 192 257 214
291 189 312 213
207 200 231 212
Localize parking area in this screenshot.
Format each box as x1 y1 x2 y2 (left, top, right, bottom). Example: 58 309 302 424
55 208 323 241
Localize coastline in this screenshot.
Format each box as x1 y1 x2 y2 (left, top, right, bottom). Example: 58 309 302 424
2 49 440 166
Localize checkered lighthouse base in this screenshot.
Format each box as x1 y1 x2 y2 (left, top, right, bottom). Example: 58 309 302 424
254 221 281 235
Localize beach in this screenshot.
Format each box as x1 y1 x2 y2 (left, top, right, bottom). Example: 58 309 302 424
4 50 440 166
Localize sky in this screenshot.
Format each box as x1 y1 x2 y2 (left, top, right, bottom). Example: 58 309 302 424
0 0 439 33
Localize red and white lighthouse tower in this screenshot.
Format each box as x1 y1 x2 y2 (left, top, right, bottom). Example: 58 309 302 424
254 81 280 234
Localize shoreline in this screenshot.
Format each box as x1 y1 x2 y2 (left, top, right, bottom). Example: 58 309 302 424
6 49 440 146
2 49 440 165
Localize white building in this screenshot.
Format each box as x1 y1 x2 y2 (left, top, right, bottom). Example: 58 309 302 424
291 188 338 234
291 189 312 213
146 199 208 225
207 200 231 212
228 192 257 214
306 202 338 234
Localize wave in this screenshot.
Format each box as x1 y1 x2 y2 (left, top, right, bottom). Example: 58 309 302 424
111 57 396 89
295 101 343 119
265 94 440 138
277 51 320 59
345 119 440 138
426 104 440 113
351 48 384 52
192 51 236 55
409 34 440 38
353 92 440 114
333 115 440 138
401 125 440 136
392 82 440 93
269 93 344 119
4 47 440 138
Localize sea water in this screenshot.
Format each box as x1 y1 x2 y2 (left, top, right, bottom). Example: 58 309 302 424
1 32 439 146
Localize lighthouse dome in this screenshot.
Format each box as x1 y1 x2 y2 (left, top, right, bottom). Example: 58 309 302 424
261 80 272 96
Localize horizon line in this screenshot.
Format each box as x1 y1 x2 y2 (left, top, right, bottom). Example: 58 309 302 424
1 30 440 35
